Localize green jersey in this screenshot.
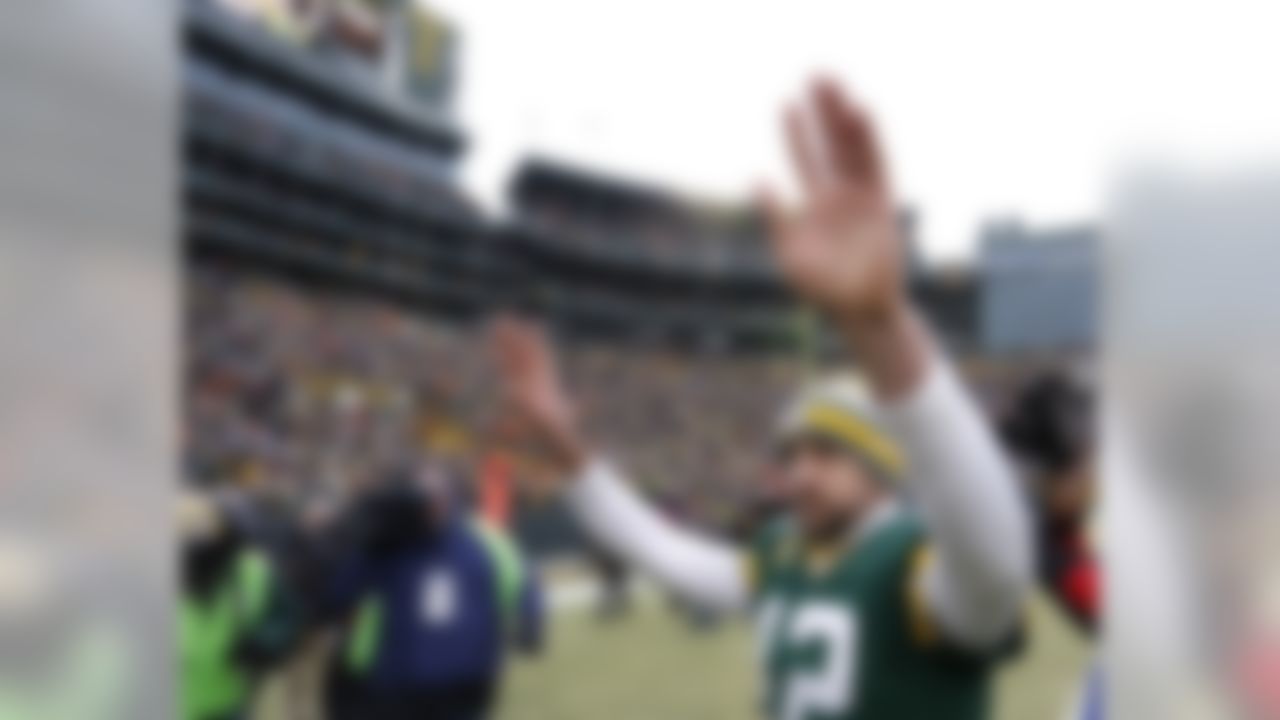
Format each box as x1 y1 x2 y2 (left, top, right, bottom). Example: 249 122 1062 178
751 508 999 720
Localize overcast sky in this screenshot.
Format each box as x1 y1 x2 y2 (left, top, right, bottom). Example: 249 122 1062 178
424 0 1280 260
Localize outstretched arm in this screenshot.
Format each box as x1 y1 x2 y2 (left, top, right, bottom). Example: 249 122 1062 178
763 79 1031 649
566 460 748 611
490 318 750 612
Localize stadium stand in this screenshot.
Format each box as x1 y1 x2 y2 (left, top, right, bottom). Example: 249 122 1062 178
186 263 803 541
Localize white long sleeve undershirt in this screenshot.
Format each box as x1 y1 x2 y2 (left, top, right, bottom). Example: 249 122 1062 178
882 356 1032 648
563 354 1032 650
565 458 749 612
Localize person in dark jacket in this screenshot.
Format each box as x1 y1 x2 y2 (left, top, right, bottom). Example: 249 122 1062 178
1000 369 1098 635
322 462 543 720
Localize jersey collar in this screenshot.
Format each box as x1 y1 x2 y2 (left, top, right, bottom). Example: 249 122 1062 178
802 498 902 576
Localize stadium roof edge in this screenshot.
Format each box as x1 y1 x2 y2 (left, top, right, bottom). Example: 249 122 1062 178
508 155 689 213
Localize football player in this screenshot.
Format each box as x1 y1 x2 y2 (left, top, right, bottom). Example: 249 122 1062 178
492 78 1031 720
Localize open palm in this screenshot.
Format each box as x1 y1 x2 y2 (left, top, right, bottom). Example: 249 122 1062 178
762 80 905 324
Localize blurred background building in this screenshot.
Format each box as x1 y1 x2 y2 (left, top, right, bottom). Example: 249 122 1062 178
979 221 1098 357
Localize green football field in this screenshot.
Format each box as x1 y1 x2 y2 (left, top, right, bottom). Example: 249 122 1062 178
254 579 1090 719
498 596 1089 720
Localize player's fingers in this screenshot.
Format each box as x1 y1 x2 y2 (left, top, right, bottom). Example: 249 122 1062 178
812 77 888 192
785 104 827 199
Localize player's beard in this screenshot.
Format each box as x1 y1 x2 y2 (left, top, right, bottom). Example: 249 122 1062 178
798 492 883 549
801 505 863 547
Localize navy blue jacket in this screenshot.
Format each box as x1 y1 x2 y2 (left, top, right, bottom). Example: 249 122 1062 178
329 514 542 692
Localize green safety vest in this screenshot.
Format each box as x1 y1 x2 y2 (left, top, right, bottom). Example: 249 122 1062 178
180 550 272 720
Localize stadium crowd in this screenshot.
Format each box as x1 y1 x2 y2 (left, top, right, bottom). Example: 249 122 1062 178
185 260 1083 540
186 264 803 535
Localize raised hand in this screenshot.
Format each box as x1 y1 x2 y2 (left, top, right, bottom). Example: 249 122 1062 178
762 78 927 397
489 315 588 475
761 78 905 327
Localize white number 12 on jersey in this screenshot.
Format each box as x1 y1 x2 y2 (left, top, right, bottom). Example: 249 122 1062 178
759 599 860 720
